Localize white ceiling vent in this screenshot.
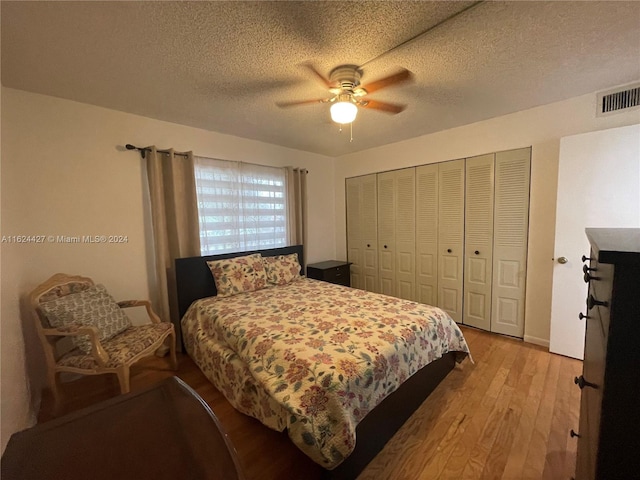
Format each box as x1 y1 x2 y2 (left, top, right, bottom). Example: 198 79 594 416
596 83 640 117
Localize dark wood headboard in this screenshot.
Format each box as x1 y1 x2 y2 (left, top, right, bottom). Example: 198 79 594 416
175 245 304 320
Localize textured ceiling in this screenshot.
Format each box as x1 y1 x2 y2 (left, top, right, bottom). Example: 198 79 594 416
2 1 640 157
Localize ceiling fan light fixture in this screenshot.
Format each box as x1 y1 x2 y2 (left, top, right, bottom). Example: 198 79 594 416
330 99 358 124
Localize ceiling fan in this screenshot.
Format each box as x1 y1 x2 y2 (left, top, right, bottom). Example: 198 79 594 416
276 63 413 124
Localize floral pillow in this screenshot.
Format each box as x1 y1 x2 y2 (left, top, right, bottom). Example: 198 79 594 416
207 253 268 297
262 253 302 286
39 284 131 354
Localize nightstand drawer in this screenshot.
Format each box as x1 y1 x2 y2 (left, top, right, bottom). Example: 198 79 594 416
306 261 352 287
325 270 350 286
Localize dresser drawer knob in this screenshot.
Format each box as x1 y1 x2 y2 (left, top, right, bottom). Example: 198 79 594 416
447 248 452 253
583 272 600 283
587 294 608 310
582 255 592 262
570 429 581 438
583 264 597 273
574 375 598 390
367 244 371 248
578 312 589 320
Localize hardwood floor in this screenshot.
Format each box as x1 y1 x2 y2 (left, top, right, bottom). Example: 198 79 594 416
38 327 582 480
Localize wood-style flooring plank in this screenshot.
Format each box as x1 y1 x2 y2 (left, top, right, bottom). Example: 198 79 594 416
437 335 520 479
500 347 551 479
521 353 562 479
37 327 582 480
479 347 535 479
542 354 582 480
418 332 508 479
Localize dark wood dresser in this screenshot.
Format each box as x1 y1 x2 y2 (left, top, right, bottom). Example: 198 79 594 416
574 228 640 480
306 260 351 287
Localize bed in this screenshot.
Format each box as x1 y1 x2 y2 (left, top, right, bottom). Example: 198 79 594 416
176 245 470 479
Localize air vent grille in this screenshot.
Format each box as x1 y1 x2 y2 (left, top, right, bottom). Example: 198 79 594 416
597 83 640 116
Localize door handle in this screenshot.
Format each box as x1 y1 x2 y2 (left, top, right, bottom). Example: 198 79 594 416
557 256 568 264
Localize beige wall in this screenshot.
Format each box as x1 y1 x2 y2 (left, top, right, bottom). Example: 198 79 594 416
3 84 638 453
0 87 335 451
334 92 640 347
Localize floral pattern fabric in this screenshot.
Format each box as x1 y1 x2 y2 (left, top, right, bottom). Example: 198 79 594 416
207 253 268 297
58 322 173 369
39 284 132 354
182 278 470 469
262 253 302 285
39 281 92 304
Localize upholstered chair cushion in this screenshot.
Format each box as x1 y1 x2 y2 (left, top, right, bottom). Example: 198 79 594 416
207 253 268 297
262 253 302 286
57 323 173 369
39 284 131 353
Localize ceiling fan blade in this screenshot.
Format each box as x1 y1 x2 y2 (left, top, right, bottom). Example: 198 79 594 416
361 99 407 114
276 98 327 108
301 62 333 89
361 68 413 94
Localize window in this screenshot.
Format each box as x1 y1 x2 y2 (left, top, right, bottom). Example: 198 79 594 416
194 157 287 255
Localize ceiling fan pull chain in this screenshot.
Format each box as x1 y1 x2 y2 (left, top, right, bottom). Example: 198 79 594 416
350 122 354 142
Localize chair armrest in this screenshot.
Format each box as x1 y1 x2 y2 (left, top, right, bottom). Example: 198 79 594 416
117 300 162 324
41 325 110 367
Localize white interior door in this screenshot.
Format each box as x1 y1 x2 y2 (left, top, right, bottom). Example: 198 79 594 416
416 164 439 306
361 174 379 293
395 168 416 300
464 154 495 330
550 124 640 359
491 148 531 338
346 177 363 289
438 159 465 322
378 171 396 296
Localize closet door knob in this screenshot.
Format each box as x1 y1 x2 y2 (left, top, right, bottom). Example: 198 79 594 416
474 250 480 255
570 429 581 438
578 312 589 320
574 375 598 390
447 249 452 253
582 255 592 262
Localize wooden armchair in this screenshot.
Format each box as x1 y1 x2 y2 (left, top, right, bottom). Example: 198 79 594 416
30 273 177 414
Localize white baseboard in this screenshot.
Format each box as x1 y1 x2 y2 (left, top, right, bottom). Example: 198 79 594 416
523 335 550 348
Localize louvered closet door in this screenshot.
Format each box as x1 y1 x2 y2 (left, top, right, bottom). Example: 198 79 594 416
464 154 495 330
416 164 439 306
395 168 416 301
377 171 396 296
346 177 363 289
491 148 531 337
360 174 379 293
438 160 465 323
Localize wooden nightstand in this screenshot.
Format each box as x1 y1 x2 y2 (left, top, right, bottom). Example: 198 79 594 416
306 260 351 287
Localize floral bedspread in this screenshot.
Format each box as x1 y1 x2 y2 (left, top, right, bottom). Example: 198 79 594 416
182 278 470 469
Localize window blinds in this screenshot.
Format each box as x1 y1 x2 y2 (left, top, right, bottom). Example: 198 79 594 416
194 157 287 255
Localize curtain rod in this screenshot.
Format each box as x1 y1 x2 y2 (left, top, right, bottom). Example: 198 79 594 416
125 143 308 173
125 144 190 159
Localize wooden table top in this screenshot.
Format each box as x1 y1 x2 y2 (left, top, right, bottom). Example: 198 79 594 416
1 376 245 480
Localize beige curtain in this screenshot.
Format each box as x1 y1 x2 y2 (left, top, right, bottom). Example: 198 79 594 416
285 166 308 264
146 147 201 347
